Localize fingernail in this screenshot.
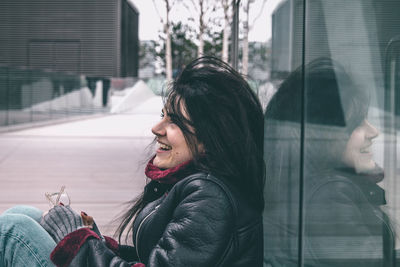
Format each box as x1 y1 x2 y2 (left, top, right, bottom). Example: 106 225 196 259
59 202 65 206
81 211 87 216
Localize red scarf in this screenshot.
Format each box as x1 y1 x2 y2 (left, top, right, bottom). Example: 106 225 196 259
145 156 195 184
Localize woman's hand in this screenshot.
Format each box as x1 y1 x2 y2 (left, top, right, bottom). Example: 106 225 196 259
40 205 83 243
81 211 105 241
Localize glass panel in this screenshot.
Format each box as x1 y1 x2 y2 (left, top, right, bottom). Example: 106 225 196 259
263 0 304 266
0 66 8 126
30 70 52 122
303 1 400 266
7 68 31 125
264 0 400 266
0 0 140 129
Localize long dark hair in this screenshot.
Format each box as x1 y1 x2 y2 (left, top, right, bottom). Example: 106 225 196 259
264 58 369 206
266 57 368 133
116 56 265 242
266 58 368 167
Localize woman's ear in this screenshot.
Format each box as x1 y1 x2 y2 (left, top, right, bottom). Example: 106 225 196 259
198 143 206 154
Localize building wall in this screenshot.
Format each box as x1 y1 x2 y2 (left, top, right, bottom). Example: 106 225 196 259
271 0 291 78
0 0 139 77
121 0 139 78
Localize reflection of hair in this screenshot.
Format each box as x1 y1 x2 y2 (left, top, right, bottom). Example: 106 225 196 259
267 58 369 165
117 56 265 242
166 56 265 210
264 58 369 204
266 57 368 132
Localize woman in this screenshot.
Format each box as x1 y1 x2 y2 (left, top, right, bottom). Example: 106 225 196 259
263 58 396 267
0 56 265 266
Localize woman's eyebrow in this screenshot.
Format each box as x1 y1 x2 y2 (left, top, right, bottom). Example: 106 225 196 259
168 113 179 120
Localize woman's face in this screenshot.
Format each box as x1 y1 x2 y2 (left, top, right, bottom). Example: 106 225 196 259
342 120 379 173
151 107 193 169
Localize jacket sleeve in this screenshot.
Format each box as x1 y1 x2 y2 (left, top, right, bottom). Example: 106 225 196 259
49 178 236 267
146 178 236 266
50 227 143 267
304 180 388 267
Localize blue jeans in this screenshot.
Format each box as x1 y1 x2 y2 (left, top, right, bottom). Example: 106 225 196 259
0 205 56 267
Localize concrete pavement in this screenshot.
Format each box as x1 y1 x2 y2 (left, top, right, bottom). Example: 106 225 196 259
0 96 163 243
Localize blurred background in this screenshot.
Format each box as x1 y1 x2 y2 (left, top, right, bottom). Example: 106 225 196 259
2 1 400 265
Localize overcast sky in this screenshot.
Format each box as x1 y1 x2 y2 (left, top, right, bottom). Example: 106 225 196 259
129 0 283 43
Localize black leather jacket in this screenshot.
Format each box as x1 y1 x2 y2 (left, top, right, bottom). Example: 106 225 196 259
303 172 396 267
53 173 263 266
264 170 396 267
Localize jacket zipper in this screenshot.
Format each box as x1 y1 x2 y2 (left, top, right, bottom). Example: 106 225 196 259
135 205 160 262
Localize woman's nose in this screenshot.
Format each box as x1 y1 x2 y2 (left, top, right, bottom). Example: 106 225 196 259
151 120 166 137
364 120 379 139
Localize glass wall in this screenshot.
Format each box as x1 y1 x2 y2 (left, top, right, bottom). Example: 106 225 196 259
0 0 139 129
262 0 400 266
0 66 106 128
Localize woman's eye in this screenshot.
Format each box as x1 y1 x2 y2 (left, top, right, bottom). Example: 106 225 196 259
160 111 174 124
169 114 179 124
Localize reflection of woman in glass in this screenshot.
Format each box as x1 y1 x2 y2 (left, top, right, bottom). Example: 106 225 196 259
263 58 396 267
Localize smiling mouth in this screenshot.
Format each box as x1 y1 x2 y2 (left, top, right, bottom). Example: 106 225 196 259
158 142 172 151
360 147 371 154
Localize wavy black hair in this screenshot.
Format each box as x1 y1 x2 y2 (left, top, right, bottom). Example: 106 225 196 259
266 57 368 133
116 56 265 242
263 57 370 207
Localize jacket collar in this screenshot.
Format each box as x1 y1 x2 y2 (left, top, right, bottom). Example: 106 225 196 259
336 167 386 205
145 155 194 184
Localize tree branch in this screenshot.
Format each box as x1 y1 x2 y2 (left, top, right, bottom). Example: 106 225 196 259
250 0 267 31
152 0 165 25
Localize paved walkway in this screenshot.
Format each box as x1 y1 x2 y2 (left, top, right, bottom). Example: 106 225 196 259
0 96 163 243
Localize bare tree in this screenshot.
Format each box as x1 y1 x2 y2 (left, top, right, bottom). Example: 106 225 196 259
153 0 173 82
241 0 267 76
182 0 217 58
197 0 206 57
221 0 232 63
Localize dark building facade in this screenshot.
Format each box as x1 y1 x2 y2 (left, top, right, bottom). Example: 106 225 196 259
0 0 139 78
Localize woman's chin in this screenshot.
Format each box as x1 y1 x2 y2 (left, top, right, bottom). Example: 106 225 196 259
153 157 164 168
153 157 173 169
354 160 377 174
